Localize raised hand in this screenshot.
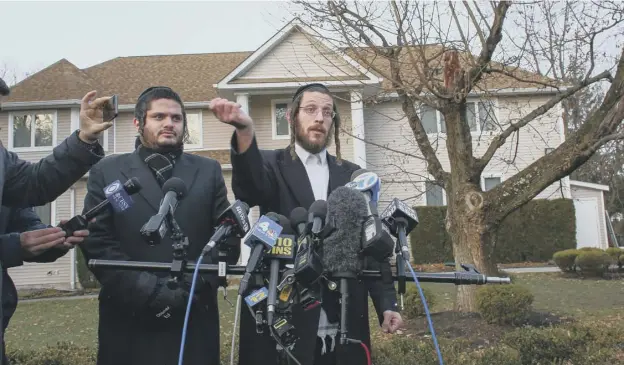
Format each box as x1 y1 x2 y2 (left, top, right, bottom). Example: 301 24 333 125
79 90 115 143
209 98 254 130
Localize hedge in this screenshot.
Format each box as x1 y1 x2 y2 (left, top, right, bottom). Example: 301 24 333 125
410 198 576 264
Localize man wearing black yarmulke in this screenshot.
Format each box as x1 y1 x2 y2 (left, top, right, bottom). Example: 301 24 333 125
211 84 403 365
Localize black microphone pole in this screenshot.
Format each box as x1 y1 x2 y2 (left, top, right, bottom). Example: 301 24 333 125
394 217 409 311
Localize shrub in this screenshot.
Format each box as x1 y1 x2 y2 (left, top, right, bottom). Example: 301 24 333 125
606 247 624 268
575 250 612 277
75 248 100 289
410 199 576 264
475 285 534 326
402 284 437 319
552 249 579 272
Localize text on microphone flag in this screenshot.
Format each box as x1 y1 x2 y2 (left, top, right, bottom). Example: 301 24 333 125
245 287 269 307
253 215 283 247
103 180 133 213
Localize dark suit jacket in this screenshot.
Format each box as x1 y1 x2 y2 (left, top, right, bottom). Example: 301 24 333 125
79 149 239 365
230 133 398 365
0 206 70 331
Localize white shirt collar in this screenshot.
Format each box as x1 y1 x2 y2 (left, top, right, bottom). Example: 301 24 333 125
294 142 327 166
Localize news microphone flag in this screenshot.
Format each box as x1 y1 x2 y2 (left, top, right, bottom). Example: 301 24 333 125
103 180 134 213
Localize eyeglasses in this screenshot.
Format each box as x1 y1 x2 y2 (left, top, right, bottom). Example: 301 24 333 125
299 106 336 119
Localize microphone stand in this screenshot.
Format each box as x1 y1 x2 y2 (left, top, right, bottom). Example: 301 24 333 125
166 210 189 287
394 218 410 311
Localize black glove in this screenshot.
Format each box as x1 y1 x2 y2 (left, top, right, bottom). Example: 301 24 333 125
143 274 204 323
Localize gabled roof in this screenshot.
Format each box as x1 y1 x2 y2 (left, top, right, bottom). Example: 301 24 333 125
216 18 382 89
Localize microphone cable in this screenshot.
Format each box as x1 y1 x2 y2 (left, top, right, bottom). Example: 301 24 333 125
229 294 242 365
403 254 444 365
178 254 206 365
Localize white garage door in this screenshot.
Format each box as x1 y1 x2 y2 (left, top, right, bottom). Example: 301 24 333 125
574 198 601 249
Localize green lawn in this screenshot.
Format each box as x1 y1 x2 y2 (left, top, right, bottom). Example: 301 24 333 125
5 272 624 353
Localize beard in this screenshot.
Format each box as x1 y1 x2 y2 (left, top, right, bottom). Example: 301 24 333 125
140 129 184 153
295 122 334 154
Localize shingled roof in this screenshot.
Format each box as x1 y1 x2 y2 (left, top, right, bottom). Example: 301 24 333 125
3 29 559 104
3 52 252 104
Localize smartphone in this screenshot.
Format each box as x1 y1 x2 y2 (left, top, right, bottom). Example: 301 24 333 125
103 94 118 122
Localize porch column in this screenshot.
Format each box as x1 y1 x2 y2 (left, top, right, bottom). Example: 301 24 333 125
350 90 367 168
235 93 253 265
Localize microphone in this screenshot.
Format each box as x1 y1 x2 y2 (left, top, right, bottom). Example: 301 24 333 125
289 207 308 238
321 186 369 345
264 213 292 325
140 177 187 246
202 200 251 256
380 198 419 310
59 177 142 237
238 215 283 296
307 200 327 236
346 169 393 262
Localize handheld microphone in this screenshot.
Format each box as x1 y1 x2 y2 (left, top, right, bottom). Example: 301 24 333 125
321 186 369 345
140 177 187 246
307 200 327 236
202 200 251 256
60 177 142 237
238 215 283 296
264 213 292 326
346 170 393 261
289 207 308 238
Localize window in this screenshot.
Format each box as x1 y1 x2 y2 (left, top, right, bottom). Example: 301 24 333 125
419 99 498 134
545 147 554 155
34 202 52 226
483 177 501 191
9 112 55 150
185 111 203 149
272 100 291 139
425 181 446 206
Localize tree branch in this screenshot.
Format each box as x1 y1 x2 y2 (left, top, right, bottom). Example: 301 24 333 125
477 69 612 171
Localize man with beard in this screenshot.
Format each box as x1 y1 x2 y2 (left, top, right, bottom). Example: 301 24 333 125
210 83 403 365
80 86 240 365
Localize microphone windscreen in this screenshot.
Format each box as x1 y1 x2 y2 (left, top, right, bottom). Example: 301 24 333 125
289 207 308 230
123 177 142 195
322 186 368 276
308 200 327 220
162 177 187 198
266 213 294 235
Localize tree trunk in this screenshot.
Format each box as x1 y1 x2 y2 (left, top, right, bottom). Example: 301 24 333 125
446 183 500 312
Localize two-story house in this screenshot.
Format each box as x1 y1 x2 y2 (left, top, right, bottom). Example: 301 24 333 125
0 19 610 290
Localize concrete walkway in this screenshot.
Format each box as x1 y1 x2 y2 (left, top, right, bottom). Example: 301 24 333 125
501 266 560 273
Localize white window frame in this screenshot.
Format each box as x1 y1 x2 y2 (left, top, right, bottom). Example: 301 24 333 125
184 109 204 150
423 178 447 206
8 110 58 152
418 98 500 136
70 108 109 152
271 99 292 140
481 173 504 192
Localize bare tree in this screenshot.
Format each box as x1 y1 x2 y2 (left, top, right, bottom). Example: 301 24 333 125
292 0 624 311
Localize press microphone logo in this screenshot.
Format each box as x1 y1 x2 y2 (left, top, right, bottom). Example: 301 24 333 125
103 180 134 213
235 204 250 232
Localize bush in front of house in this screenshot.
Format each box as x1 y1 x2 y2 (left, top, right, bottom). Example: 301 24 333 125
475 284 534 326
552 248 580 272
7 342 96 365
410 198 576 264
606 247 624 269
402 284 437 319
575 250 612 277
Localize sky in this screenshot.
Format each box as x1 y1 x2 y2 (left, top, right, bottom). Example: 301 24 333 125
0 0 298 83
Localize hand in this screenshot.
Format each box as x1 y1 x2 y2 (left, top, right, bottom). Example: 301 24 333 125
209 98 254 130
79 90 115 143
381 311 403 334
20 227 67 259
55 219 91 250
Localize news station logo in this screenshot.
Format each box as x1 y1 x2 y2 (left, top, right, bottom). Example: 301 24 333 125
265 234 296 259
244 287 268 308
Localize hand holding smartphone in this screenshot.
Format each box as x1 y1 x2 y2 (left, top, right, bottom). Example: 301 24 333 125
103 94 118 122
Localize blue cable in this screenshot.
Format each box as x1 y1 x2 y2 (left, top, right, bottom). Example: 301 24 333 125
404 256 444 365
178 255 205 365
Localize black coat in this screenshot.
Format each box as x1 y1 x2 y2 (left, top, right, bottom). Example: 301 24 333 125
230 134 398 365
79 149 240 365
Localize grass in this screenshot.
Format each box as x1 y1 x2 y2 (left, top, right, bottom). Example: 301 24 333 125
5 272 624 358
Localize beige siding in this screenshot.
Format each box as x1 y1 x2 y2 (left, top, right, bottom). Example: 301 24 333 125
239 30 362 80
363 96 566 207
571 185 608 248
